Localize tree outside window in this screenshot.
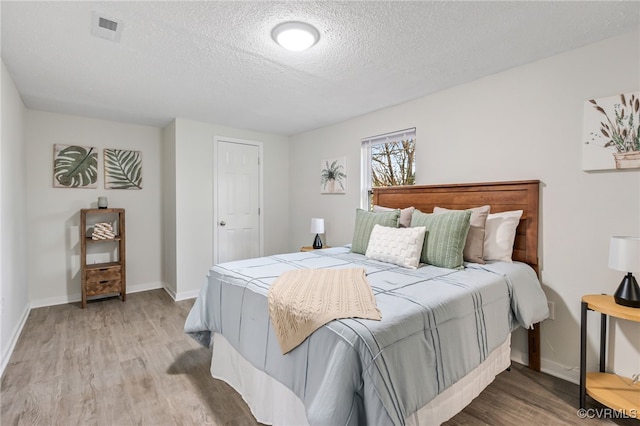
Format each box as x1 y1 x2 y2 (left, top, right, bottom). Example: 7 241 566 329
361 128 416 208
371 139 415 187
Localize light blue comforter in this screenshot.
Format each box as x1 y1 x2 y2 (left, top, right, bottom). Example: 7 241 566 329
185 247 548 425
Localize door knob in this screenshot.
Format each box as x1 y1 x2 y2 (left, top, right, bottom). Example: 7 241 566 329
219 221 226 226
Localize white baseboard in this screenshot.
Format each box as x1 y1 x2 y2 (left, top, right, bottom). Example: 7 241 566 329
162 285 177 300
540 358 581 385
128 281 165 294
175 290 199 301
30 281 165 308
30 293 77 309
162 285 199 301
28 282 198 308
1 303 31 377
511 346 582 385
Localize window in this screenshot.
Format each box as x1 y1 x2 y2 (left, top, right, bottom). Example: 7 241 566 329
361 128 416 208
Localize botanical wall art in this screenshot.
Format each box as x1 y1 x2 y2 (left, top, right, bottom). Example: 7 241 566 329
104 148 143 189
320 157 347 194
53 144 98 188
582 91 640 171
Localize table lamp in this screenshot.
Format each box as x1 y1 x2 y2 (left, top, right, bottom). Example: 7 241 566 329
608 236 640 308
310 218 324 249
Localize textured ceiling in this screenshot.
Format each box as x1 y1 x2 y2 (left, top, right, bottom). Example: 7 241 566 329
2 1 639 135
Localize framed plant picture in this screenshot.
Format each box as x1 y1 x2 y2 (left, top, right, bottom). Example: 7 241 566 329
582 91 640 171
53 144 98 188
320 157 347 194
104 149 143 189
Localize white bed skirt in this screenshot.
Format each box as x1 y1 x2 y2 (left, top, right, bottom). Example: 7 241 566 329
211 332 511 425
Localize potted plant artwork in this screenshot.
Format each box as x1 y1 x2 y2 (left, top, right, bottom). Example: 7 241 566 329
320 158 347 194
584 92 640 170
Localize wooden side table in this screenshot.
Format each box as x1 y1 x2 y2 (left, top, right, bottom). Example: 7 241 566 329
300 246 331 252
579 294 640 413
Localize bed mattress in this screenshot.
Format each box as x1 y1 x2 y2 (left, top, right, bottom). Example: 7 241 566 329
185 247 548 425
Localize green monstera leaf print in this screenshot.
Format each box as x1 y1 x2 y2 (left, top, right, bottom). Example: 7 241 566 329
53 145 98 188
104 149 143 189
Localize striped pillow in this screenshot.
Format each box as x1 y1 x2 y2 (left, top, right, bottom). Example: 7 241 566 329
410 209 471 269
351 208 400 254
433 205 490 264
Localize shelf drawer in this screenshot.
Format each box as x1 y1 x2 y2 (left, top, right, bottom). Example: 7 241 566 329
86 280 122 297
86 266 121 284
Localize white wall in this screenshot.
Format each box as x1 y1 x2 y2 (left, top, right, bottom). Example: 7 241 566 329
162 120 177 296
289 31 640 381
1 61 29 374
24 111 164 306
170 118 289 299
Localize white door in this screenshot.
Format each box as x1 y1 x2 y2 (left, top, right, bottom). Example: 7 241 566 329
214 139 262 264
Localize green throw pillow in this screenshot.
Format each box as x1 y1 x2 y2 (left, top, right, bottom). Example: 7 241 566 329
351 208 400 254
411 209 471 269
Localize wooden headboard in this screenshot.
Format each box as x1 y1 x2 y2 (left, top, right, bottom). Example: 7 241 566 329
372 179 542 370
372 179 540 274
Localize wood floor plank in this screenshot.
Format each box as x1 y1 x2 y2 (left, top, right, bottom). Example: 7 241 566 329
2 289 637 425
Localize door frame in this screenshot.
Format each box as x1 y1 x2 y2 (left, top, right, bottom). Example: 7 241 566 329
213 136 264 265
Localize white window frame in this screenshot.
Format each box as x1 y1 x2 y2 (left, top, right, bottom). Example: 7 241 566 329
360 127 416 208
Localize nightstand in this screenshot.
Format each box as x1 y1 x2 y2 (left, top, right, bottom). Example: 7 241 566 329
300 246 331 252
579 294 640 413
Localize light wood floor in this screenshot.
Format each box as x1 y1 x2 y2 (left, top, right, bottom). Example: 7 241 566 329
2 289 636 425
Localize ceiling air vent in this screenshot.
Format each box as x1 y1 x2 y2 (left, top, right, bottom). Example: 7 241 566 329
91 12 124 42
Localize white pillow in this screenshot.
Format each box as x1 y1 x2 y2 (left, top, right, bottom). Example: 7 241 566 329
365 224 426 269
483 210 523 262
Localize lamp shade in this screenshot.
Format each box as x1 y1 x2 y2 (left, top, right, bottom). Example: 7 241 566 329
608 236 640 272
310 218 325 234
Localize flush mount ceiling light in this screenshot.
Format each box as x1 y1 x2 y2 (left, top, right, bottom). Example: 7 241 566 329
272 21 319 51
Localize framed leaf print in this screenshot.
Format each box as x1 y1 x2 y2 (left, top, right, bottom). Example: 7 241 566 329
104 149 143 189
53 144 98 188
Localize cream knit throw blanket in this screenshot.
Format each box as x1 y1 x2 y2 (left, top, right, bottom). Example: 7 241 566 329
268 268 382 354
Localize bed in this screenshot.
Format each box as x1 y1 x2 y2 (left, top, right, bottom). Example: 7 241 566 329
185 180 548 425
